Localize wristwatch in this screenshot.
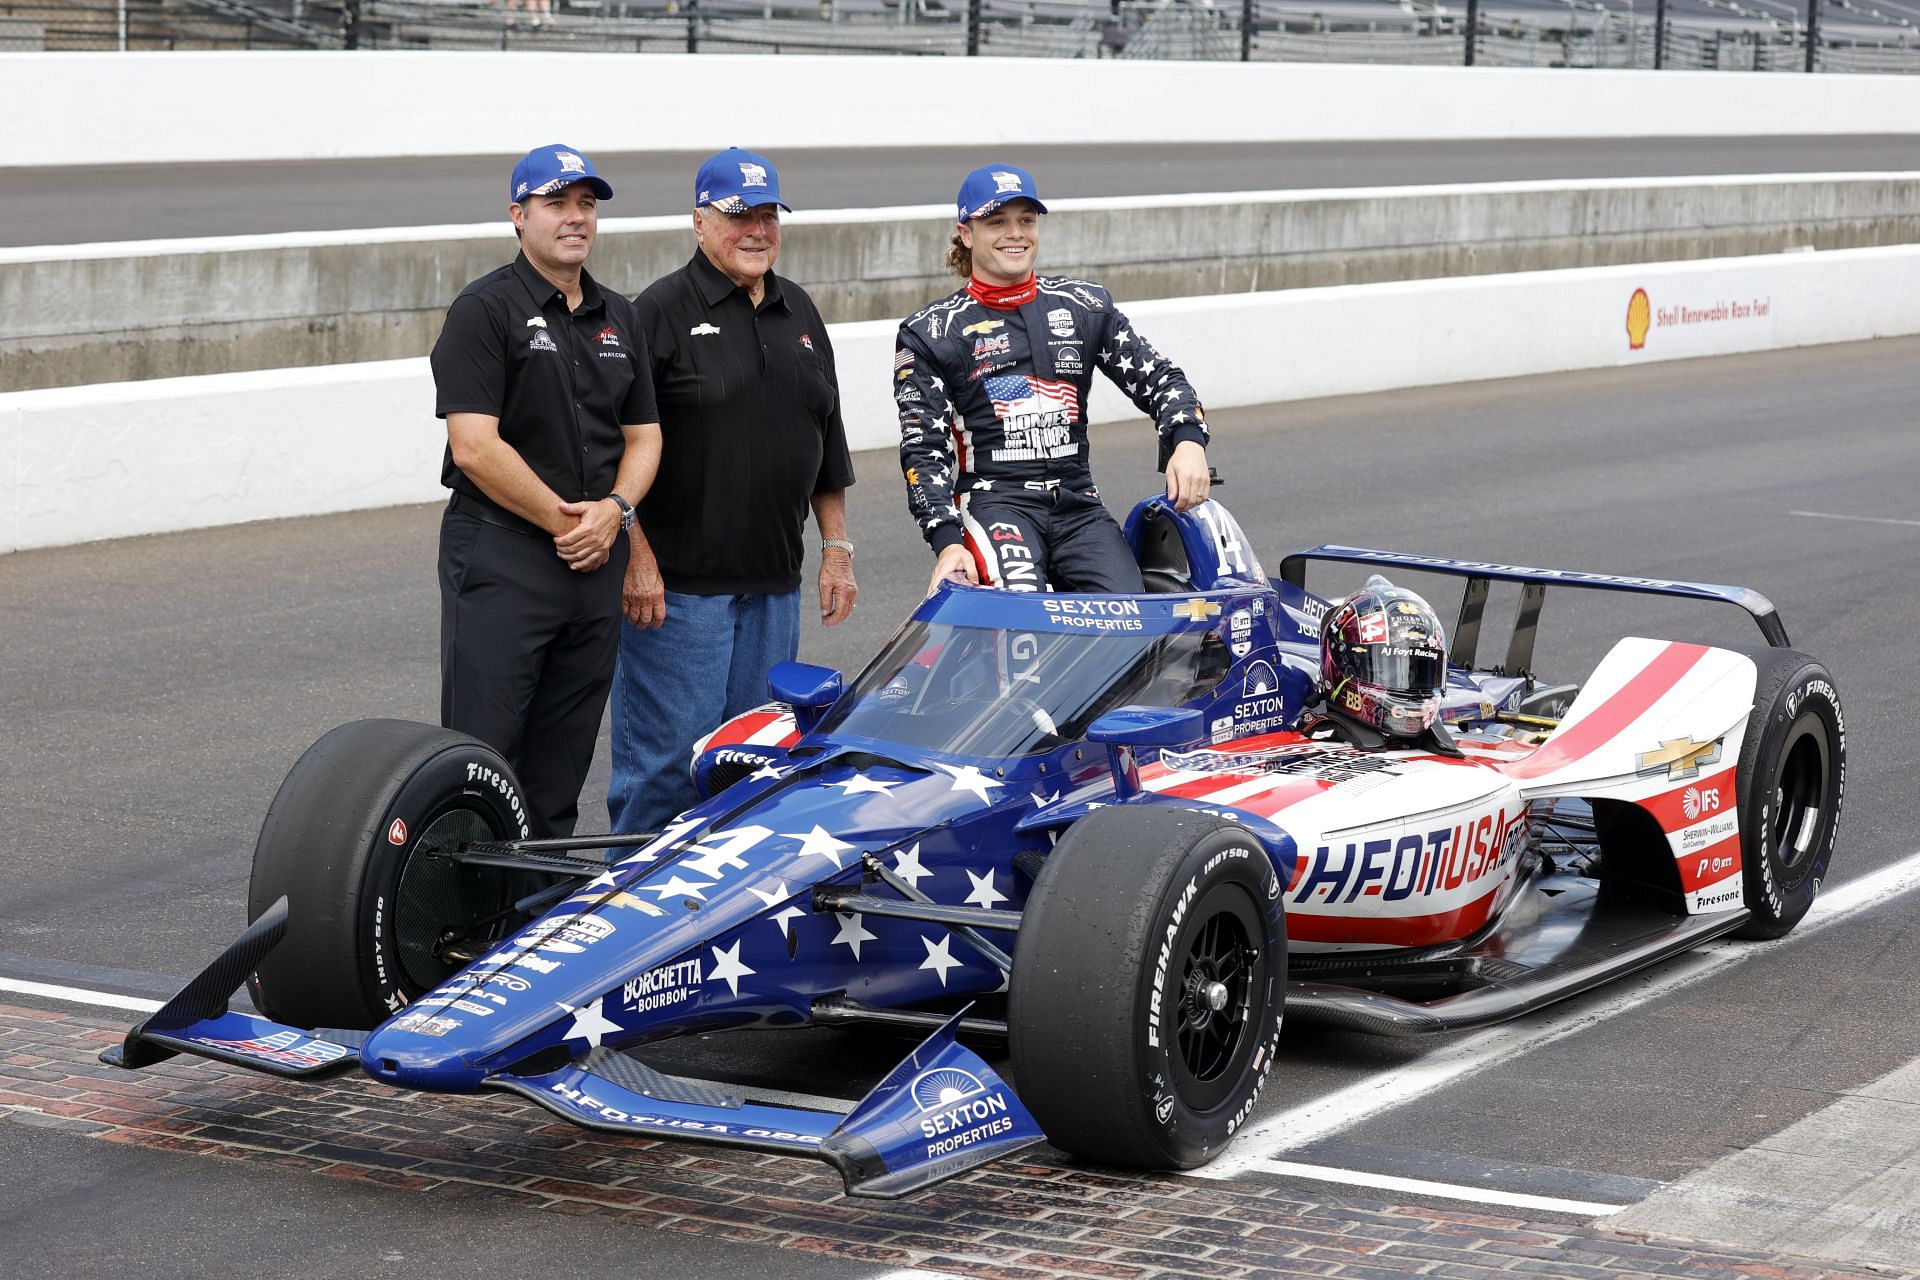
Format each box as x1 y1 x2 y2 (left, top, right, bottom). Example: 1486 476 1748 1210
822 538 855 559
608 493 637 531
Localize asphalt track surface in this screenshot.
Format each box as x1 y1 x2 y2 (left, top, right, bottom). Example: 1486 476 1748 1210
4 337 1920 1278
10 135 1920 246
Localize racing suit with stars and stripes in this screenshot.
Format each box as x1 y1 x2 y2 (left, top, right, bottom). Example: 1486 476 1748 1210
894 274 1209 592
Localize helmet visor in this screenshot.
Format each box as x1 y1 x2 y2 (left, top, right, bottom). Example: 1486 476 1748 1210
1349 645 1445 697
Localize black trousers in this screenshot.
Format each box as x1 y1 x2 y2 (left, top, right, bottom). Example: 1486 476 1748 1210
438 505 627 837
962 487 1145 593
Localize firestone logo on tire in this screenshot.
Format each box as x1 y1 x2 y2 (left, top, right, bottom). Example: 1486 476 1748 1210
466 761 531 838
387 818 408 846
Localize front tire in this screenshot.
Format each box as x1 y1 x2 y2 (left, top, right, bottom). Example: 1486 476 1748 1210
1732 650 1844 939
247 719 539 1028
1009 807 1286 1169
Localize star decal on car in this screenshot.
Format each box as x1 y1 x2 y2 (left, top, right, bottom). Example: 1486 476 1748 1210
830 774 900 797
963 869 1007 910
831 912 878 961
557 996 621 1048
747 880 808 939
641 875 716 902
919 933 963 987
934 762 1005 805
784 824 856 869
892 842 933 888
706 941 755 997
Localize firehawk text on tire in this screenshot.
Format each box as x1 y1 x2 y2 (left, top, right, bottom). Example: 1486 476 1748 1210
248 719 538 1028
1733 649 1844 939
1009 807 1286 1170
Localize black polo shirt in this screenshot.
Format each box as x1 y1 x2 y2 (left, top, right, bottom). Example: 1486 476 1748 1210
633 250 856 595
431 253 657 536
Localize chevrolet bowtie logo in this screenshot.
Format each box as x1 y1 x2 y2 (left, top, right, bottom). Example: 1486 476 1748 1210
690 323 721 336
961 319 1005 336
602 898 672 917
1172 599 1222 622
1636 735 1722 780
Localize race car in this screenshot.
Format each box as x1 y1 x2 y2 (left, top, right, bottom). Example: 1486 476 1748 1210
103 496 1844 1197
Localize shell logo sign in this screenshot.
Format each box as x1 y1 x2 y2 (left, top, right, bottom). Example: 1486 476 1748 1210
1626 288 1652 351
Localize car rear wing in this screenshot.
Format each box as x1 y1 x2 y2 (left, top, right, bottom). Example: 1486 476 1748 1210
1277 545 1788 675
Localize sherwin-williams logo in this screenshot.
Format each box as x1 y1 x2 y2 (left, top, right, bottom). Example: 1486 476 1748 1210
1627 288 1651 350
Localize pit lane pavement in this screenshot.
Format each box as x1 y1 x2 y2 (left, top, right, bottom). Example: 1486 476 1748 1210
3 337 1918 1276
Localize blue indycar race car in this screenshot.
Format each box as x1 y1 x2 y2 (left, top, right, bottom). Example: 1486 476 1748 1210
104 496 1844 1197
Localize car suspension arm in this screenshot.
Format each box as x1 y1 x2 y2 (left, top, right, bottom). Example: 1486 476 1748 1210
811 853 1016 974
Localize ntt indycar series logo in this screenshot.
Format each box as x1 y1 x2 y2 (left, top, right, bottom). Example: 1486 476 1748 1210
910 1066 1016 1157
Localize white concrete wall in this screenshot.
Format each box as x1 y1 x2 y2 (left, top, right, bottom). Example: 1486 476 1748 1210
6 53 1920 167
4 244 1917 554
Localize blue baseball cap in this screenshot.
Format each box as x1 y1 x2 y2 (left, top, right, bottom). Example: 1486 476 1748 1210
695 147 791 214
956 163 1047 223
510 144 613 204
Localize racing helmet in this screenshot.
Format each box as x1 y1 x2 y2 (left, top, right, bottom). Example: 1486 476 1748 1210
1319 575 1449 739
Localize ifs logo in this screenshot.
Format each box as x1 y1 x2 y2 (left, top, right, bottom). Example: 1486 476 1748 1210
1682 785 1722 821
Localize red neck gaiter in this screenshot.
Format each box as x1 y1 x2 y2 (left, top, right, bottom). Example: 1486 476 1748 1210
967 273 1038 310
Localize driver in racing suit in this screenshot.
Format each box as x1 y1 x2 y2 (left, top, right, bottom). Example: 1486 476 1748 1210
1304 576 1462 758
894 163 1212 596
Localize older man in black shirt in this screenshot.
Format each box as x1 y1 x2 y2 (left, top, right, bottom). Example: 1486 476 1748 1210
430 143 662 837
608 148 857 836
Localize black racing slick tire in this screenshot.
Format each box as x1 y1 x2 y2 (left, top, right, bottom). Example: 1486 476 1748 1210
1008 807 1286 1170
247 719 538 1029
1732 650 1845 940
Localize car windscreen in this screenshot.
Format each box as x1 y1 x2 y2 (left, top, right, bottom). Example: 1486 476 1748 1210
817 618 1233 758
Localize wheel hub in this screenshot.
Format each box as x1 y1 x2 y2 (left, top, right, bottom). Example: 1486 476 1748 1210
1172 898 1262 1095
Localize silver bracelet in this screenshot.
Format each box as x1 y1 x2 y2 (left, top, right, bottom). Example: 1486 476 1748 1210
821 538 855 559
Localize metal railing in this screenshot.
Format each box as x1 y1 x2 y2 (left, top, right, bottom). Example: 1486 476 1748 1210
0 0 325 45
8 0 1916 71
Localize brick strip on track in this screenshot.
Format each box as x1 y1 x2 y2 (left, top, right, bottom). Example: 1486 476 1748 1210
0 1003 1902 1280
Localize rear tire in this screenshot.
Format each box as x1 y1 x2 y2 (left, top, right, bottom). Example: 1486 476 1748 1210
1732 650 1844 939
247 719 538 1028
1009 807 1285 1169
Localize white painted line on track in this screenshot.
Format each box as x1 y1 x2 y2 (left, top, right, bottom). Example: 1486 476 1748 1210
1789 510 1920 528
0 977 160 1013
1259 1160 1627 1217
1195 848 1920 1184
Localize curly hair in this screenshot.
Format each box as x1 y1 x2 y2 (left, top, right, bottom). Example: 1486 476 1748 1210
944 231 971 279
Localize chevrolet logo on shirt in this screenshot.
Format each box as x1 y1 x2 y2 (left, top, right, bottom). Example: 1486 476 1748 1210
1172 599 1222 622
961 320 1005 337
690 323 721 336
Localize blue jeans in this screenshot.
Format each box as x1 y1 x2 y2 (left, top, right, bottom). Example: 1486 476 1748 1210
607 589 800 835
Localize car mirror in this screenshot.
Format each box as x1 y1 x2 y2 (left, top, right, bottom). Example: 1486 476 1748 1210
768 661 843 732
1087 706 1204 747
1087 707 1204 800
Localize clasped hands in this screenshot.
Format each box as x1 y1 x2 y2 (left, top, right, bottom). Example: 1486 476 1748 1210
553 497 623 573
